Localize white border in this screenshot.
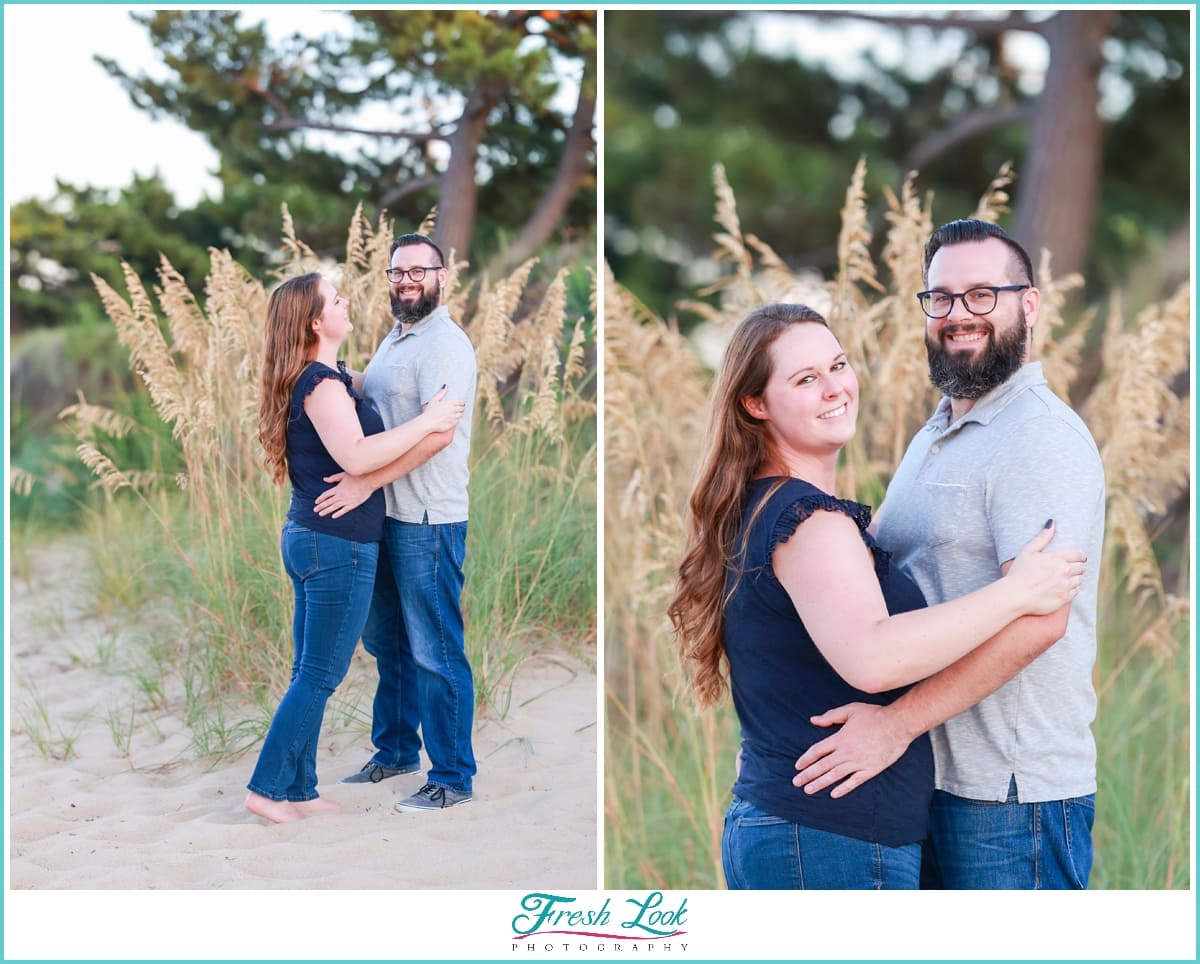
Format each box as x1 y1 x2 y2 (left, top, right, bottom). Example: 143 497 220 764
5 4 1197 963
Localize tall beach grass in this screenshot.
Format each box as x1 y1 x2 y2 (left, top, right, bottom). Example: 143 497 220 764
604 161 1191 889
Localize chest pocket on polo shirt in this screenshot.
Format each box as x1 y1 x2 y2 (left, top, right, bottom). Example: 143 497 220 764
919 480 974 549
380 359 417 398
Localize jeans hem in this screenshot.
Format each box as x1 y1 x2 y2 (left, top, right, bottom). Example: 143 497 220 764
246 783 319 803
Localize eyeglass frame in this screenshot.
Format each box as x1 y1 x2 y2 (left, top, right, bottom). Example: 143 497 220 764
915 284 1029 319
384 265 443 283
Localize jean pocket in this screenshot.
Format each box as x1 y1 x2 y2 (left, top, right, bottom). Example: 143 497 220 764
446 523 467 569
1058 794 1096 889
281 526 321 580
722 798 801 889
727 796 788 828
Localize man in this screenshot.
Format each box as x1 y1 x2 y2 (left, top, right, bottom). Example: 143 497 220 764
317 232 478 811
794 219 1105 888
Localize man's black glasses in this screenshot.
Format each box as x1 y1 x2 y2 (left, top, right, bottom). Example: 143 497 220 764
385 266 442 283
916 285 1029 318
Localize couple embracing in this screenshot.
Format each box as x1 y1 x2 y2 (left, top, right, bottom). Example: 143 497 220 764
671 219 1106 890
245 232 477 822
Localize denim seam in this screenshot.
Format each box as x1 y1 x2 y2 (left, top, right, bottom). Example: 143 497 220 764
366 532 422 770
380 521 471 792
1062 799 1083 888
255 596 329 798
1032 801 1042 889
434 528 467 788
791 821 804 890
1062 800 1072 864
272 669 332 799
274 539 366 798
731 813 747 889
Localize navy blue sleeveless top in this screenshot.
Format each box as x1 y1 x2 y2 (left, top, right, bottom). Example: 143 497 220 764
725 477 934 847
284 361 386 543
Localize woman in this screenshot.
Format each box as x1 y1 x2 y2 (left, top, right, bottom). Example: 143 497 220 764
246 272 465 824
668 303 1085 888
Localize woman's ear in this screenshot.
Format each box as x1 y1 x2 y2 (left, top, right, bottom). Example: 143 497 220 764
741 395 767 421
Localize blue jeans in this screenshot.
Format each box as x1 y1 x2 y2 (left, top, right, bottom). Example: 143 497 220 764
923 775 1096 889
247 523 378 801
362 518 476 793
722 795 921 889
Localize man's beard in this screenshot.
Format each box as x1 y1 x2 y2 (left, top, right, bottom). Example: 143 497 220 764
390 285 440 326
925 311 1027 399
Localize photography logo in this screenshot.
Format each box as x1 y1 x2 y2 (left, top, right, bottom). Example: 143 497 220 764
511 891 689 953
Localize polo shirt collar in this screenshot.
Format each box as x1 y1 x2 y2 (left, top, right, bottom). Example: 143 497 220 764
927 360 1047 432
392 304 451 341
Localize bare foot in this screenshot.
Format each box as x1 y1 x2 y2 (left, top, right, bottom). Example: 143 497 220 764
245 792 306 823
295 797 342 816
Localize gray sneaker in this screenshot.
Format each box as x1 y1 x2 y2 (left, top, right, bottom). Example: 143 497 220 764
339 761 420 784
394 782 472 811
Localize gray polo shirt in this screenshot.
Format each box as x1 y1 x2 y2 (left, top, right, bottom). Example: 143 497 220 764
361 305 476 524
875 361 1105 803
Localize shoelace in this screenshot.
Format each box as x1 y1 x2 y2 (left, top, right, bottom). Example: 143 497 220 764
361 764 395 783
415 783 445 805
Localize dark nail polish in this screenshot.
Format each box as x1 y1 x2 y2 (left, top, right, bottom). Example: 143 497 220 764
1044 518 1053 529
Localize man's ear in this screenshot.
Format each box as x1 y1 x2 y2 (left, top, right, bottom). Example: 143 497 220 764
741 395 767 420
1022 285 1041 332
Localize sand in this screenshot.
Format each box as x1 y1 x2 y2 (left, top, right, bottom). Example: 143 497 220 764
7 538 597 891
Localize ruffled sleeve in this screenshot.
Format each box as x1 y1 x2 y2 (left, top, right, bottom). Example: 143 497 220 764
297 361 352 400
770 493 891 574
289 362 357 422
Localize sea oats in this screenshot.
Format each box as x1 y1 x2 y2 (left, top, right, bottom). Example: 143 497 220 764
344 202 370 271
279 203 321 275
711 164 751 282
517 332 565 443
834 156 885 307
563 317 588 385
530 268 570 355
11 466 36 498
75 442 134 495
92 268 187 436
972 160 1015 222
473 258 539 426
417 206 438 239
157 255 209 369
59 394 138 440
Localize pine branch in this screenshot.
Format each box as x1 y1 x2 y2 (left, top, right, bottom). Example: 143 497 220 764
378 176 442 210
800 10 1049 37
904 104 1035 172
240 74 449 142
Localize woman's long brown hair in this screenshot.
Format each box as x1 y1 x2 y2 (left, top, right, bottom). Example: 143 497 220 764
258 272 324 484
667 303 829 708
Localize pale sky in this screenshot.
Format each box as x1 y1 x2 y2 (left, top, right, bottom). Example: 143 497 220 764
3 5 390 208
3 4 583 210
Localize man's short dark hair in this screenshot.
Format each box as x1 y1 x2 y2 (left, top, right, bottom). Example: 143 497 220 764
390 232 445 268
923 219 1035 288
